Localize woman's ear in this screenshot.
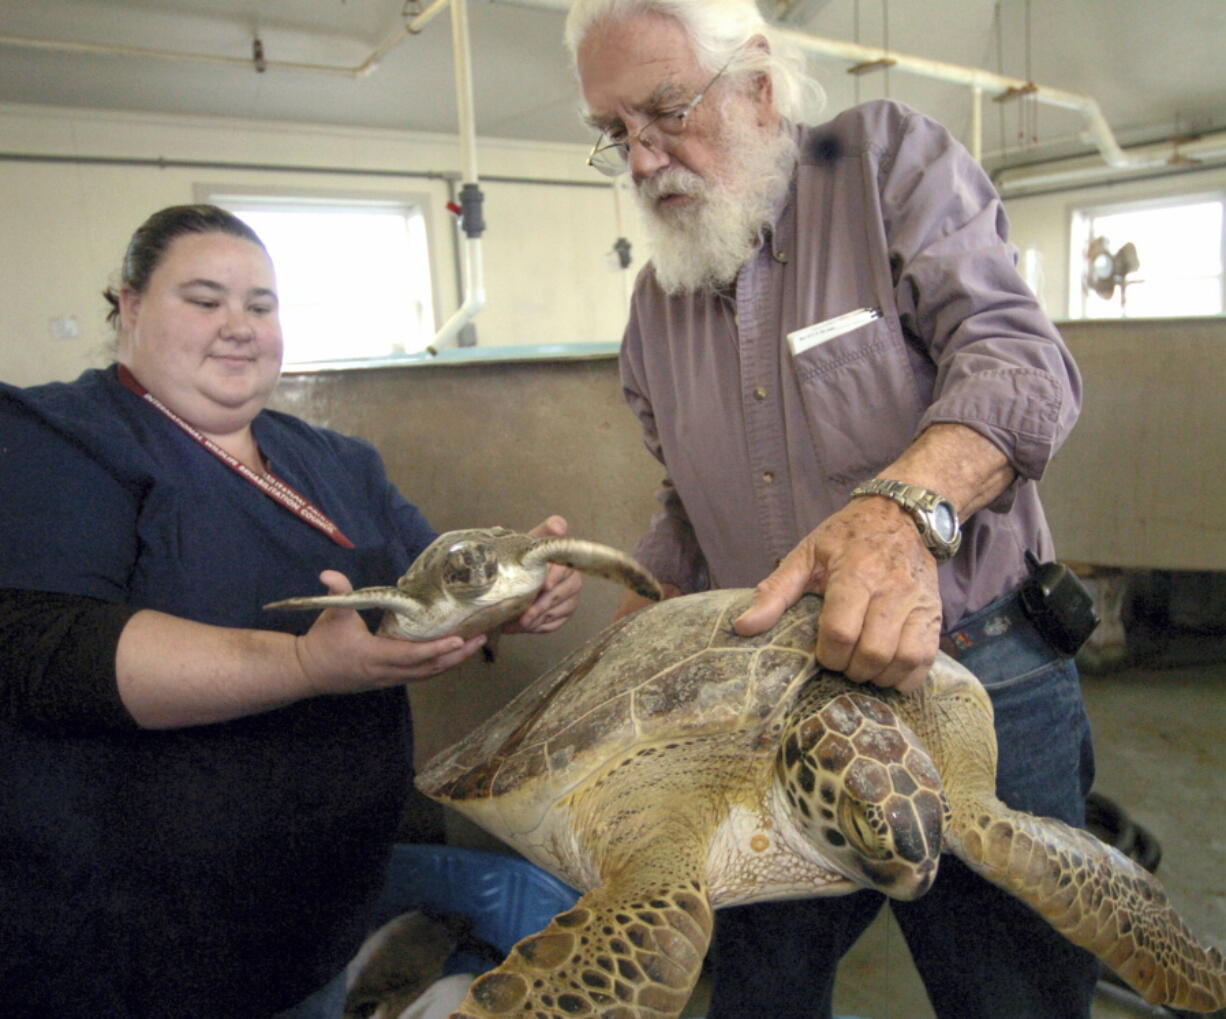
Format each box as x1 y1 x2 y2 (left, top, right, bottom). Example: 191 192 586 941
118 285 141 335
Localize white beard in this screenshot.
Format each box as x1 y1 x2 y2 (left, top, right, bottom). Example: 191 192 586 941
635 111 798 296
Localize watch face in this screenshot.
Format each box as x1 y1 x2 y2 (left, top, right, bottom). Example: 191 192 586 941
932 501 958 542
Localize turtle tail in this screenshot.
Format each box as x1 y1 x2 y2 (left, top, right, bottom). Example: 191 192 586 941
951 803 1226 1012
524 539 663 603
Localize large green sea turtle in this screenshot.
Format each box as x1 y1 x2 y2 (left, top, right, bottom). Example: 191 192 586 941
418 589 1226 1018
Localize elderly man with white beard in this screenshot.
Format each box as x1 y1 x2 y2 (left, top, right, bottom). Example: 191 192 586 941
565 1 1100 1017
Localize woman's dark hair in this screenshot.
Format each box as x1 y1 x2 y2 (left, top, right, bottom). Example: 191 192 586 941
103 204 267 327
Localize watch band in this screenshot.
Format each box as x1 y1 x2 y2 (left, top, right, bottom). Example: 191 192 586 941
849 479 962 562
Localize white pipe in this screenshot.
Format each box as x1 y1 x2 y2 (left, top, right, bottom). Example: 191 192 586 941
429 0 486 351
450 0 480 187
357 0 454 76
0 31 361 76
431 235 486 351
0 0 461 81
995 129 1226 196
7 2 1219 192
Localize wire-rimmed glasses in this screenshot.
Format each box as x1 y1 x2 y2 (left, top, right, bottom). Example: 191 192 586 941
585 59 734 177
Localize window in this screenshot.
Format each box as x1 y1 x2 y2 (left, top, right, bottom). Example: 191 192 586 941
1069 194 1224 319
202 190 436 367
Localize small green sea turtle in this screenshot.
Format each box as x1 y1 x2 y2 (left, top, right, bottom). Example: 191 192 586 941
418 589 1226 1018
265 526 662 639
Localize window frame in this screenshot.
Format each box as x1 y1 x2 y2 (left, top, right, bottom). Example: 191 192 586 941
194 183 443 370
1067 190 1226 320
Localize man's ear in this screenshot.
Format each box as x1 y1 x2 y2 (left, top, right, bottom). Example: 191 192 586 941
744 35 777 121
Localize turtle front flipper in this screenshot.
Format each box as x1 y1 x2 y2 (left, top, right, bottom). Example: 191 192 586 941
523 539 663 603
264 586 410 616
451 868 713 1019
951 803 1226 1011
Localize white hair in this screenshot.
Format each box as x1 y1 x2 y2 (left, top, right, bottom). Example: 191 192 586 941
564 0 825 124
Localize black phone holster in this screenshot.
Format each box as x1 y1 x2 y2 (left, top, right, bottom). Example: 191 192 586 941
1018 552 1101 657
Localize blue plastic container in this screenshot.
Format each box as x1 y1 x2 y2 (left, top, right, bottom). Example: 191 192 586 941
369 843 581 974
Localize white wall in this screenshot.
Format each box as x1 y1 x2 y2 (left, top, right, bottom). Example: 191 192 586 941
5 97 1223 388
1002 166 1226 321
0 101 646 387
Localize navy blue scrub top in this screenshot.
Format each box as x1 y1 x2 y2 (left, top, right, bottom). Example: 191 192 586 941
0 366 440 1015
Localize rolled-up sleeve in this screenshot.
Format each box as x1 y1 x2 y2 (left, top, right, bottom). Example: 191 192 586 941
880 105 1081 489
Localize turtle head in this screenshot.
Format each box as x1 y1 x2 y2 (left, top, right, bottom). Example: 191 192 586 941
440 538 503 597
776 684 947 900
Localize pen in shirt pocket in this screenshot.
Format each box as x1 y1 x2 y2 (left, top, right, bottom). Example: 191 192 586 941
786 307 881 357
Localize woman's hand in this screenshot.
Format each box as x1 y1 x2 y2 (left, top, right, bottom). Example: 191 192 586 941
294 570 487 693
503 515 583 634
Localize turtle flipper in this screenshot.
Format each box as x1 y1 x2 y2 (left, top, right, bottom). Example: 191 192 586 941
523 539 663 602
264 586 411 615
951 804 1226 1011
449 875 713 1019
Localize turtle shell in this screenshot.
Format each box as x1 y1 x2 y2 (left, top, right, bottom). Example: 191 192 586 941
417 590 821 829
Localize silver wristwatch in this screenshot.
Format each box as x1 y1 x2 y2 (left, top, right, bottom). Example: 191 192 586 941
849 479 962 562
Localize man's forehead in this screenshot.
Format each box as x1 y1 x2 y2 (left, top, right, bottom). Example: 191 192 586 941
577 12 703 118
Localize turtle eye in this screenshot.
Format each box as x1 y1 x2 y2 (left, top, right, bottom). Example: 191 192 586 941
838 798 889 859
443 542 498 590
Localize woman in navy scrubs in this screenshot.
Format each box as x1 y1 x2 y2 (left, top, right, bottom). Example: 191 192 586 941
0 204 580 1017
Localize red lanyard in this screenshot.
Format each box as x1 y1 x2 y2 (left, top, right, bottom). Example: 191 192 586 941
117 364 355 549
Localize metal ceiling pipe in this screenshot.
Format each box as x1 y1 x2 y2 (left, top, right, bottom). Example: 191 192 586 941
0 0 462 81
512 0 1215 189
994 129 1226 197
0 31 362 76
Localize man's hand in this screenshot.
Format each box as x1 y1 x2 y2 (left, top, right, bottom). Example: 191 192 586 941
733 498 942 693
503 515 583 634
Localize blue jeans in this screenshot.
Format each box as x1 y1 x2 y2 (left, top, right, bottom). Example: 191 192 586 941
708 590 1099 1019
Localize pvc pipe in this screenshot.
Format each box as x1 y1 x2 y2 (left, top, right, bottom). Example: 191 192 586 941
9 3 1222 196
428 0 486 351
431 234 486 352
2 0 464 81
357 0 455 76
995 129 1226 196
0 10 1156 178
0 31 360 76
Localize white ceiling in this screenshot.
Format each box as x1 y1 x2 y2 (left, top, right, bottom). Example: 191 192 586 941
1 0 1223 172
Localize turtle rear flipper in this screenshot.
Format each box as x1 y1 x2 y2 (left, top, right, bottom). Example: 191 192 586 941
452 878 711 1019
951 803 1226 1011
524 539 663 602
451 839 712 1019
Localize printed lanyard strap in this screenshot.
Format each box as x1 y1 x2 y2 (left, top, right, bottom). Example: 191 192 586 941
117 365 355 549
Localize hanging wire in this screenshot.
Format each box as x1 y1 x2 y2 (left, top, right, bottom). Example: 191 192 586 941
882 0 891 98
1025 0 1038 146
853 0 861 106
994 1 1007 155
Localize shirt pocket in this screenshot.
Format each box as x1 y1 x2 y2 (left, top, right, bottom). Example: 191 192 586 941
789 312 928 487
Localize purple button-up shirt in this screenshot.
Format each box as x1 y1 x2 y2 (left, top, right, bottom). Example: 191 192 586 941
620 100 1081 627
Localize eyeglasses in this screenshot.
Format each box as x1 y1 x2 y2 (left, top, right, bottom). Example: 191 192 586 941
585 58 734 177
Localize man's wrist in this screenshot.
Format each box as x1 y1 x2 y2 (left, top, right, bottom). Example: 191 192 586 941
849 479 962 562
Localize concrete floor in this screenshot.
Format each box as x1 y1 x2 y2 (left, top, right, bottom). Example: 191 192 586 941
679 660 1226 1019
